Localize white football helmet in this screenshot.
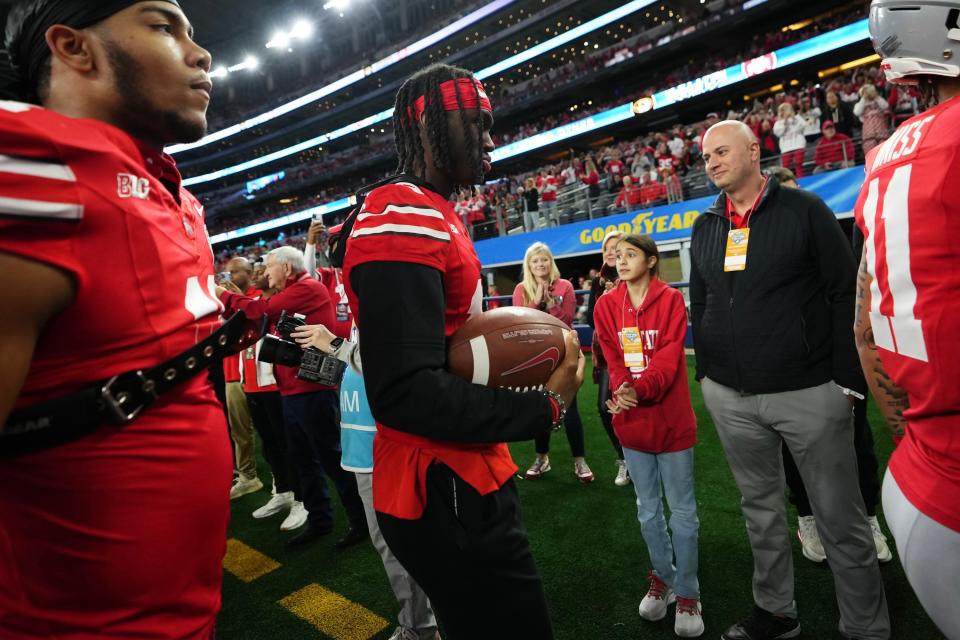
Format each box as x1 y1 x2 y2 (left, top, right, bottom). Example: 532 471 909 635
870 0 960 83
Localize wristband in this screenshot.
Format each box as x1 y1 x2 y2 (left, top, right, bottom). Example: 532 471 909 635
542 389 566 431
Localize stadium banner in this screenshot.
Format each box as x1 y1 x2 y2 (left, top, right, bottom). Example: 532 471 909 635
474 165 865 267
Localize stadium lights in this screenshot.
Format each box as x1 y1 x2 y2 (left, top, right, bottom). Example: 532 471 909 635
166 0 516 154
266 19 315 49
323 0 351 11
180 0 667 180
206 19 871 243
227 56 260 72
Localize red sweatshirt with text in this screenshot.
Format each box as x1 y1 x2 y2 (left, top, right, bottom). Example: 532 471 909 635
592 278 696 453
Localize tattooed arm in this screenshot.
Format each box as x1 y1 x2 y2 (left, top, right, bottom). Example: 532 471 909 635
853 248 909 443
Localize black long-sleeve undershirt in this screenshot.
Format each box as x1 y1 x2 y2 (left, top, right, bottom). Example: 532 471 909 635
351 261 553 444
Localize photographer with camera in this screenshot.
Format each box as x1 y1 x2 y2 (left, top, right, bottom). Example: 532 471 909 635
217 246 367 548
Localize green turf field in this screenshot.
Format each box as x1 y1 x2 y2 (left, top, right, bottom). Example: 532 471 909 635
220 359 945 639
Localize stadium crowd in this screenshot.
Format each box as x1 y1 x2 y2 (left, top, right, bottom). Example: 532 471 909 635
211 57 906 270
202 4 872 243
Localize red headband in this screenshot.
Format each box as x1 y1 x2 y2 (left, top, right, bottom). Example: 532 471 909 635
411 77 493 122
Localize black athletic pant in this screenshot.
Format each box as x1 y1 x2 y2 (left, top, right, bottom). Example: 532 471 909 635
247 390 299 496
783 397 881 517
596 367 624 460
535 395 585 457
377 464 553 640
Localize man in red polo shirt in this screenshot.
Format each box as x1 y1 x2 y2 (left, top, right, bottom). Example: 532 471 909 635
813 120 855 173
692 120 888 640
638 172 667 207
218 246 368 548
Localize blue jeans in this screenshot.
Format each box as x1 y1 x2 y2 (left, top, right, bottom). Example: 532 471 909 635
623 446 700 599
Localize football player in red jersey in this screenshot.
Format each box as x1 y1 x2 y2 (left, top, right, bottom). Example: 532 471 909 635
855 2 960 638
340 63 584 638
0 2 231 638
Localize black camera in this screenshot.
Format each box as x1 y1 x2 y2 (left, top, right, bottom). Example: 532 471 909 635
258 310 346 386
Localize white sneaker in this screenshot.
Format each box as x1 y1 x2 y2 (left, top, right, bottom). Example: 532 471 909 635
638 571 675 622
252 491 294 519
797 515 826 563
868 516 893 563
614 459 631 486
674 596 705 638
229 475 263 500
280 501 308 531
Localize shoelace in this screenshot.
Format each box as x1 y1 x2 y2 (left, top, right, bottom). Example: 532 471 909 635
646 571 667 599
676 597 700 615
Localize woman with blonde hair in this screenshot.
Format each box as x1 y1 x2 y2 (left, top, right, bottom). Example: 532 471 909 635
854 83 891 154
513 242 594 482
773 102 807 177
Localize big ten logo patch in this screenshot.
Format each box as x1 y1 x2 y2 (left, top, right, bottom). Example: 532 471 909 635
117 173 151 200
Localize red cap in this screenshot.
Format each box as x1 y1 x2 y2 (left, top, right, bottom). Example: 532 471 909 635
821 120 835 131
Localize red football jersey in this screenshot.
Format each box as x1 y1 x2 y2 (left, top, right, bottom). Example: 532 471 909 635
853 95 960 533
0 102 231 637
343 180 516 519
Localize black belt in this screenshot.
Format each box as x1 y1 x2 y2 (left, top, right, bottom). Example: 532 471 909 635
1 311 266 458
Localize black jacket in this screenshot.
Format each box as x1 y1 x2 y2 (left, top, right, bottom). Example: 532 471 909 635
689 178 866 395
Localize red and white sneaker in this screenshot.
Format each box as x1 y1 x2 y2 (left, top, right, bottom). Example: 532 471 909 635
638 571 675 621
574 459 595 483
525 456 551 479
675 596 705 637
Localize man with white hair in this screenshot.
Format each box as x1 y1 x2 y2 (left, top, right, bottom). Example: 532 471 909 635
690 121 889 640
217 246 368 549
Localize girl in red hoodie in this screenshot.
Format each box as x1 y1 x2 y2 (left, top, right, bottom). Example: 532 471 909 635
593 234 703 638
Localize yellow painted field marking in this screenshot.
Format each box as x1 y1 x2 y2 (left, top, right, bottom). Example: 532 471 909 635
223 538 281 583
279 583 390 640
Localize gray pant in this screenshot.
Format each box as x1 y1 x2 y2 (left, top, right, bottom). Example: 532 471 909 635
356 472 437 637
701 378 890 639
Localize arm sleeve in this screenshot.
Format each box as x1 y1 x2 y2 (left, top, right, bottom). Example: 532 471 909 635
353 261 552 443
512 283 534 308
632 292 686 402
304 243 318 279
593 297 630 391
773 118 786 137
551 279 576 326
807 197 867 395
333 339 362 374
689 240 708 381
219 279 328 326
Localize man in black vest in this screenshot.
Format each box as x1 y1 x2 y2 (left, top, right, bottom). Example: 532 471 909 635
690 120 889 640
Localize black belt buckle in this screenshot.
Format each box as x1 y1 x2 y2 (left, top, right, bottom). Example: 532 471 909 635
100 374 150 425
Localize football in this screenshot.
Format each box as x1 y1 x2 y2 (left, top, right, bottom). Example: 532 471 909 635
448 307 568 390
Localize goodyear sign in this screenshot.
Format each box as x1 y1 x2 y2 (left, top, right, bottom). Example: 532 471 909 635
473 165 866 267
578 209 702 245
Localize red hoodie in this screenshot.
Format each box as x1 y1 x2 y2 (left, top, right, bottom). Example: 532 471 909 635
592 278 696 453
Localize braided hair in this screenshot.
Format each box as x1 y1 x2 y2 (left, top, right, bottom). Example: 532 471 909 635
393 63 484 182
